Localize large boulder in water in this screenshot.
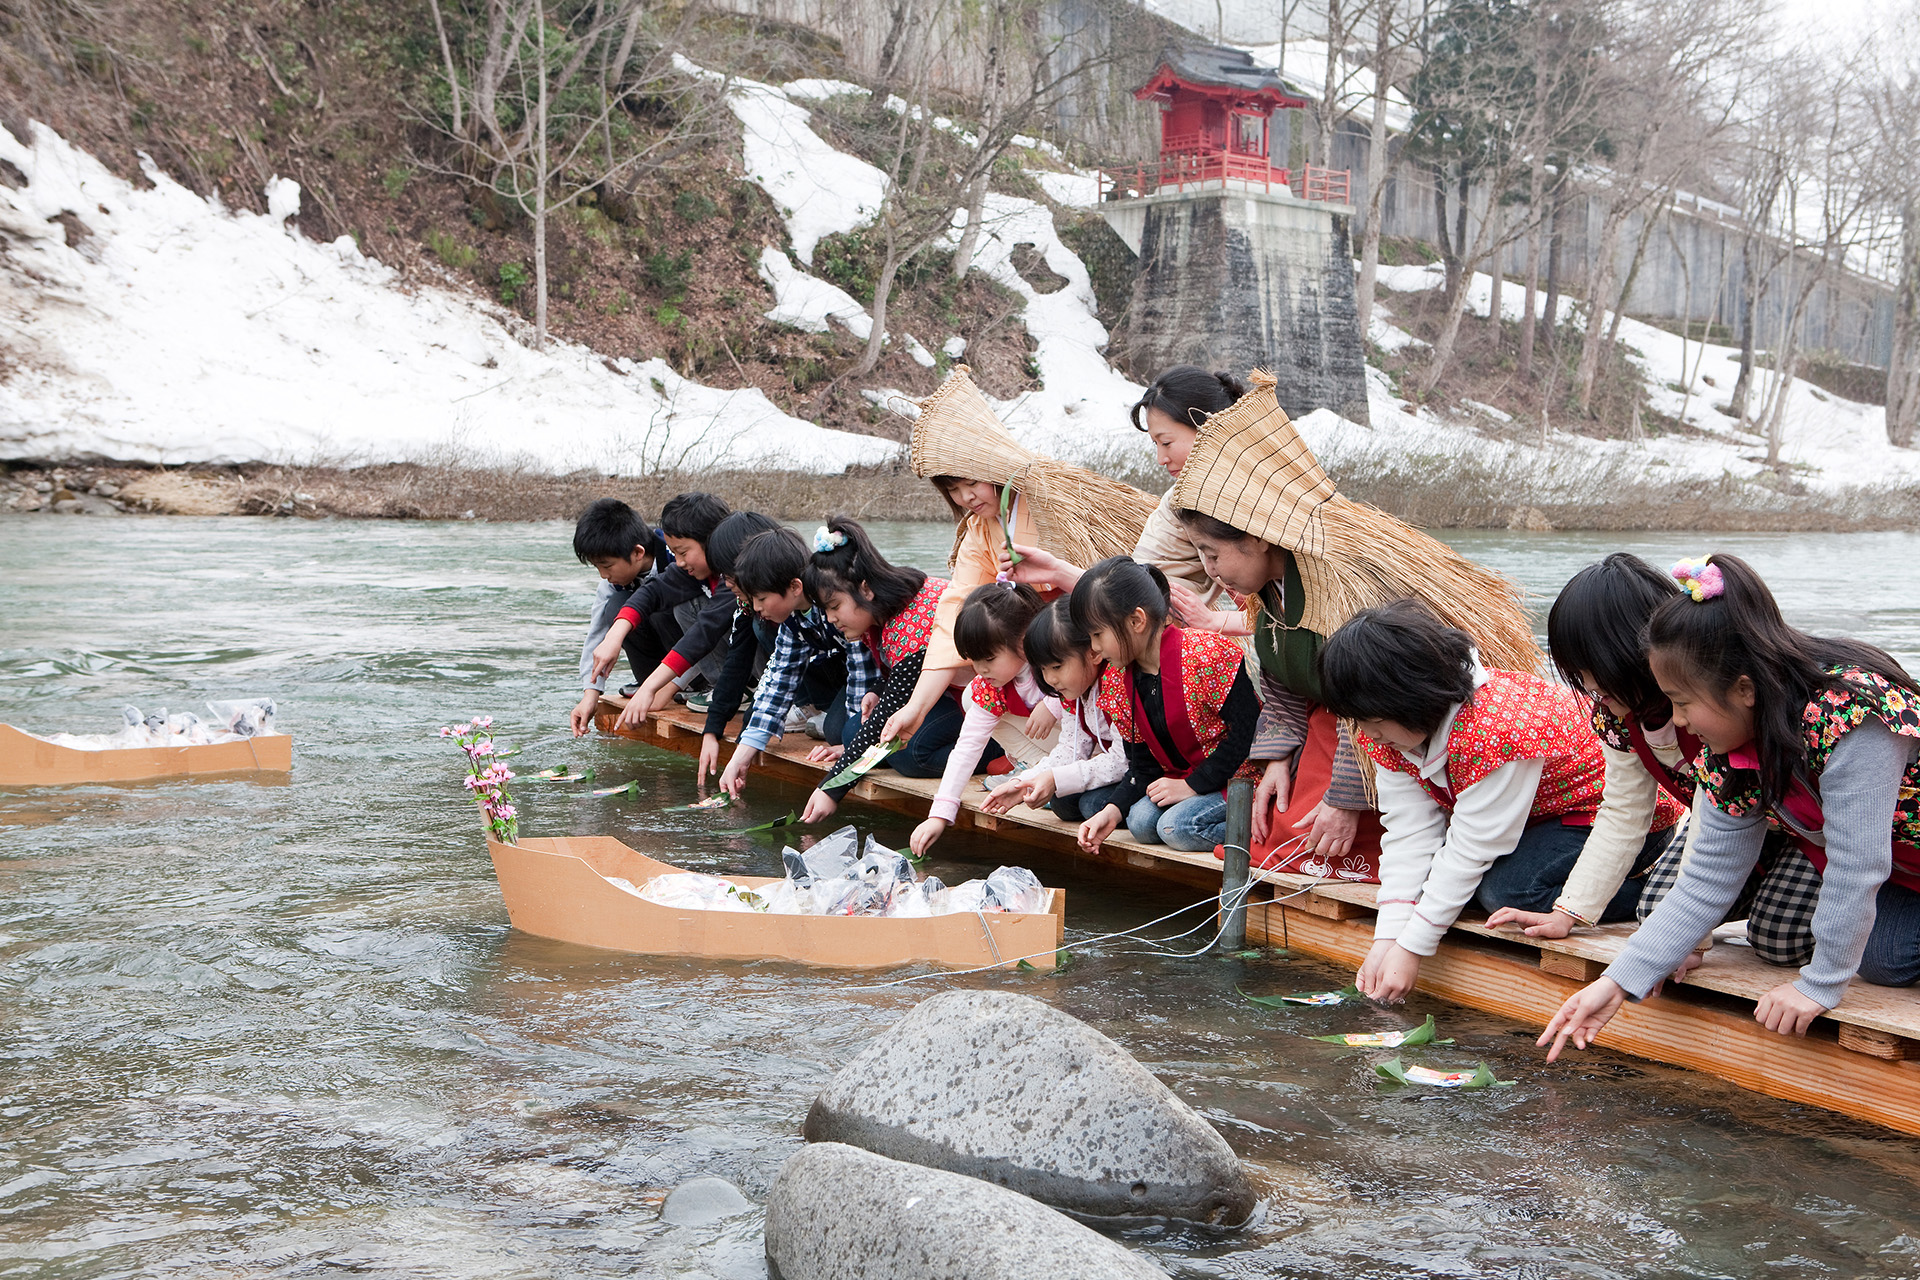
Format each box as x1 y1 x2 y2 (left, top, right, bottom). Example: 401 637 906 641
802 990 1254 1225
764 1142 1168 1280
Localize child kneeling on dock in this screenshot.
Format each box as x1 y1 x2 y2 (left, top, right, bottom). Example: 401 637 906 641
910 583 1050 858
589 493 739 731
799 518 1000 825
717 526 880 800
1318 599 1683 1006
1072 557 1260 855
982 598 1129 825
569 498 672 735
1543 555 1920 1058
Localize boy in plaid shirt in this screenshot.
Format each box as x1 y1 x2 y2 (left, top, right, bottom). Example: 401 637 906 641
718 526 879 801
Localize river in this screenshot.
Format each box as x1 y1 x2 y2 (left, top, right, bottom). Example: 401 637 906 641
3 517 1919 1279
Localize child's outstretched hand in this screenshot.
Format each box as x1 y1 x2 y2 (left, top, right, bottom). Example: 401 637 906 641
806 743 845 765
981 778 1026 814
590 635 624 683
1754 982 1825 1036
1538 977 1628 1060
570 691 601 737
1356 939 1420 1004
1017 769 1057 808
1025 704 1058 741
614 697 649 731
1487 906 1577 939
1077 804 1121 855
801 788 838 824
719 746 756 800
697 734 721 786
1251 758 1292 844
909 817 948 860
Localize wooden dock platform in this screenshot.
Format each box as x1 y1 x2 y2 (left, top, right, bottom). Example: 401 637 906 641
596 700 1920 1135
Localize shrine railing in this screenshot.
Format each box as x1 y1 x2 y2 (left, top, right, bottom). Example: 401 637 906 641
1095 158 1353 205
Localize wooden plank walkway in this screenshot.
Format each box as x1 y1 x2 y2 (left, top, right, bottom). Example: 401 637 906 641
594 700 1920 1133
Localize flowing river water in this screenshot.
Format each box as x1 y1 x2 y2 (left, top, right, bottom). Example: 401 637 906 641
4 517 1920 1279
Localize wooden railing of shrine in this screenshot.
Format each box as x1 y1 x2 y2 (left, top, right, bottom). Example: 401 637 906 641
1095 158 1352 204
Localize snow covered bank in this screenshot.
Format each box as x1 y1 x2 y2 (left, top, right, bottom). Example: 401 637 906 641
1345 263 1920 507
0 122 899 474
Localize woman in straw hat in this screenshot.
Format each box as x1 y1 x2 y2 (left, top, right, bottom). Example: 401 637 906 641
1166 371 1542 882
877 366 1161 748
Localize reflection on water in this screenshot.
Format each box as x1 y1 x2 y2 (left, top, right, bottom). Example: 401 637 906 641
4 516 1920 1278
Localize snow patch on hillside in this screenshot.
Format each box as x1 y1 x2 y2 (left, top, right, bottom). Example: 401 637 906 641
0 121 897 473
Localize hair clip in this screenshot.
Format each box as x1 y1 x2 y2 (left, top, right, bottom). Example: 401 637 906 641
1670 557 1724 602
813 526 847 554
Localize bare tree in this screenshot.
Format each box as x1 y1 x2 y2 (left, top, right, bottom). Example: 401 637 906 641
1570 0 1766 416
849 2 1111 375
418 0 720 348
1866 4 1920 446
1353 0 1422 341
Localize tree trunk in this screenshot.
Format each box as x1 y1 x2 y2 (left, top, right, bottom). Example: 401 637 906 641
1889 199 1920 447
429 0 464 140
950 174 989 281
858 246 904 376
1432 162 1458 300
1486 201 1505 337
1575 205 1627 415
1518 157 1546 380
533 0 548 350
1730 232 1758 422
1354 13 1395 341
1316 0 1343 167
1541 193 1564 357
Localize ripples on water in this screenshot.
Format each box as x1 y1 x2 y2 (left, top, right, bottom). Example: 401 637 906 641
3 518 1920 1278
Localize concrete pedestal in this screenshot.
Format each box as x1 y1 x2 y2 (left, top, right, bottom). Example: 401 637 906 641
1105 184 1369 425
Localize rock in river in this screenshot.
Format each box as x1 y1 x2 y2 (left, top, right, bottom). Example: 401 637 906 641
802 990 1254 1225
764 1142 1167 1280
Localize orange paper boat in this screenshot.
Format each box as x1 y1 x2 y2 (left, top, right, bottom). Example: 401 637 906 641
0 723 293 787
486 834 1066 969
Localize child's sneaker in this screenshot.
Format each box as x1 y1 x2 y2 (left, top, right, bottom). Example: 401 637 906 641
783 703 813 734
683 690 713 713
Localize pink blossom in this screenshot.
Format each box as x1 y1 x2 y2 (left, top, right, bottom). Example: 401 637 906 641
494 805 517 820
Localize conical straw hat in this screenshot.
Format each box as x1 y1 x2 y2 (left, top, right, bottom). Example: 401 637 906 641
907 366 1160 571
1171 371 1540 672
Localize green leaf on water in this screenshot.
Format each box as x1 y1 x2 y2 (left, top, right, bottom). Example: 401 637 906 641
1239 983 1358 1008
716 811 798 835
1016 959 1037 972
1374 1056 1513 1089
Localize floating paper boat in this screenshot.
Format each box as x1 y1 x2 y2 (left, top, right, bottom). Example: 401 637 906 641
0 723 293 787
485 834 1066 969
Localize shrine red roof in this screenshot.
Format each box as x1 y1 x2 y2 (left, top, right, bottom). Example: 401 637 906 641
1133 45 1309 111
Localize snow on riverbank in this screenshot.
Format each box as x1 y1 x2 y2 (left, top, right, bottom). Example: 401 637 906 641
0 122 897 474
1331 263 1920 502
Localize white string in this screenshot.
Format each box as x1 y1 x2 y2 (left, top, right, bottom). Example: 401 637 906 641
846 833 1337 989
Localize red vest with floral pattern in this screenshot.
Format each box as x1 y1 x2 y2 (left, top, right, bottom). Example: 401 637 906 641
1359 670 1624 822
865 576 949 673
1695 665 1920 891
1096 626 1259 781
969 673 1036 718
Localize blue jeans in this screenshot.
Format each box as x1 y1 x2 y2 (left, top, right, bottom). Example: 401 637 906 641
1050 780 1129 824
883 692 1002 780
1473 820 1669 923
1858 880 1920 987
1125 790 1228 852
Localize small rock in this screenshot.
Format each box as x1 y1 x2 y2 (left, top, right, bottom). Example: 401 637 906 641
33 481 51 493
660 1176 752 1227
803 991 1254 1225
93 481 119 497
50 488 75 503
1506 505 1553 532
764 1143 1167 1280
11 492 43 511
51 499 85 514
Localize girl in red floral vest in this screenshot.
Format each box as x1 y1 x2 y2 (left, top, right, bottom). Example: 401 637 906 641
1071 557 1260 855
1544 554 1920 1060
798 518 999 824
910 583 1050 859
1498 553 1821 965
1317 599 1685 1005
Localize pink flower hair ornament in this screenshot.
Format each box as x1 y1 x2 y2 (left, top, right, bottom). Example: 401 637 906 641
1671 557 1724 603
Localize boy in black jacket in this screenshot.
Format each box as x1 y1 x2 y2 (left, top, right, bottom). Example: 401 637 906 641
570 498 675 736
590 492 735 731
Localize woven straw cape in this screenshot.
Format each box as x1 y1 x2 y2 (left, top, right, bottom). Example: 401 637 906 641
1169 371 1541 673
907 366 1160 571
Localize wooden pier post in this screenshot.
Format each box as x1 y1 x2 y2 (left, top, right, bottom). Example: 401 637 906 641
1218 779 1254 951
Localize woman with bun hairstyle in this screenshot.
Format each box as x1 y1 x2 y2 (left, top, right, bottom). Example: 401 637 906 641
993 365 1255 635
1495 553 1820 956
1542 555 1920 1057
1167 372 1541 881
878 366 1160 755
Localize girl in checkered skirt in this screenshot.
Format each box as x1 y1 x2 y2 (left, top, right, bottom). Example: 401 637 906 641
1493 553 1821 965
1543 554 1920 1059
1315 599 1685 1006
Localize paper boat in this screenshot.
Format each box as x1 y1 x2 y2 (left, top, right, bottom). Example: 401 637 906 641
485 834 1066 969
0 724 293 787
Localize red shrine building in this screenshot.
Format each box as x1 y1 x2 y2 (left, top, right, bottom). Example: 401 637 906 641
1113 45 1349 202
